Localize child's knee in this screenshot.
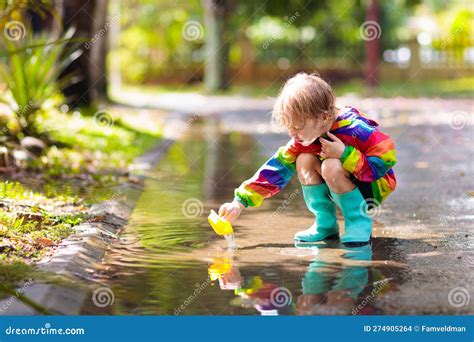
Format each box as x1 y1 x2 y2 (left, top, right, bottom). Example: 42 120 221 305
296 153 322 184
321 158 348 182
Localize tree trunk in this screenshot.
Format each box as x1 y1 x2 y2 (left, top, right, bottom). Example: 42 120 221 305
203 0 232 93
365 0 379 88
89 0 108 100
108 0 121 91
60 0 95 108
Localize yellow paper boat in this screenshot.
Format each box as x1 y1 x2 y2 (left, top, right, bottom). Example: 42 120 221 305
208 257 233 281
208 210 234 236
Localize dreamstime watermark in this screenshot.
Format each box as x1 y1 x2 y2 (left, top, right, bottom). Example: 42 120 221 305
182 20 204 41
93 110 114 128
185 114 199 129
439 25 466 50
270 287 292 308
440 195 468 227
262 12 300 49
448 287 470 308
181 198 204 218
359 21 381 41
0 101 34 136
449 110 471 130
263 189 300 226
352 278 390 315
359 197 382 219
4 323 85 336
17 100 34 117
461 253 474 268
84 15 119 50
174 279 211 315
4 20 26 41
92 286 115 308
1 279 34 311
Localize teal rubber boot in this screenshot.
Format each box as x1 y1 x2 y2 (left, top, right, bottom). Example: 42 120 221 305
294 183 339 242
330 187 372 246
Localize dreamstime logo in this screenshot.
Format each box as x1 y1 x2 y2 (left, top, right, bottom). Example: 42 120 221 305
359 198 382 218
270 287 292 308
1 279 34 311
263 189 300 226
439 26 465 50
182 21 204 41
17 100 34 117
92 286 115 307
449 111 470 130
440 196 466 227
359 21 381 41
93 110 114 128
174 279 211 315
186 114 199 129
447 287 470 308
181 198 203 218
84 15 119 50
4 21 26 41
352 278 390 315
461 253 474 268
262 12 300 49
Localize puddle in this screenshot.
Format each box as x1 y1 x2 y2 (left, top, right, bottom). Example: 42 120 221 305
79 118 403 315
2 109 472 316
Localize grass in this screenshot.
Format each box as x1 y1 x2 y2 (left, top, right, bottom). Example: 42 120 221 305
117 76 474 99
0 105 163 291
30 107 162 179
0 181 87 261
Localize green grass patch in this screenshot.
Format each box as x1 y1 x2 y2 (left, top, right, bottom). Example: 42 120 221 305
0 181 87 261
32 109 161 178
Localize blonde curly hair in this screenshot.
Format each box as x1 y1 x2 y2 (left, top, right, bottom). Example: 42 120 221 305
272 72 337 129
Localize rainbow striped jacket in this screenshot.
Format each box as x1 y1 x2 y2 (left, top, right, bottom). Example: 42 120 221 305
234 106 397 207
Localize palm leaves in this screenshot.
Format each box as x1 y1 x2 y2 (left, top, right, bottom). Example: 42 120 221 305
0 25 82 138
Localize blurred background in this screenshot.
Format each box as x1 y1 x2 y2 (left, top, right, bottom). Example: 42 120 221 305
1 0 473 113
105 0 473 98
0 0 473 316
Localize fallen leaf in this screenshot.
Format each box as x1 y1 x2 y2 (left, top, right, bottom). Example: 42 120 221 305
37 237 54 247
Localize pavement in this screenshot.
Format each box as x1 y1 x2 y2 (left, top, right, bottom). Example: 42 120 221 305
79 92 473 315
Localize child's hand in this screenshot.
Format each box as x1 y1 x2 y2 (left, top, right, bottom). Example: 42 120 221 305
320 132 345 159
219 200 244 222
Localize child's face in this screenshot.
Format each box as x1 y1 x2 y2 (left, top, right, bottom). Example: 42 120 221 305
288 115 331 146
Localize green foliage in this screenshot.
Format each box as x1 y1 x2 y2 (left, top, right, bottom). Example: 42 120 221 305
120 76 474 99
0 180 77 202
115 0 429 84
433 8 474 50
0 27 81 137
333 76 474 98
21 108 161 177
0 181 86 260
112 0 203 83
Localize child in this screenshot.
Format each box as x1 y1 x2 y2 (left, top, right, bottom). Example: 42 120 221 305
219 72 397 247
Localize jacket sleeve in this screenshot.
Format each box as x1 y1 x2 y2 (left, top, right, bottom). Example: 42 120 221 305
234 139 302 208
340 129 396 182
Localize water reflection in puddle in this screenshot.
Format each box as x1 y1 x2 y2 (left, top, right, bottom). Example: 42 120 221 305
81 118 403 315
